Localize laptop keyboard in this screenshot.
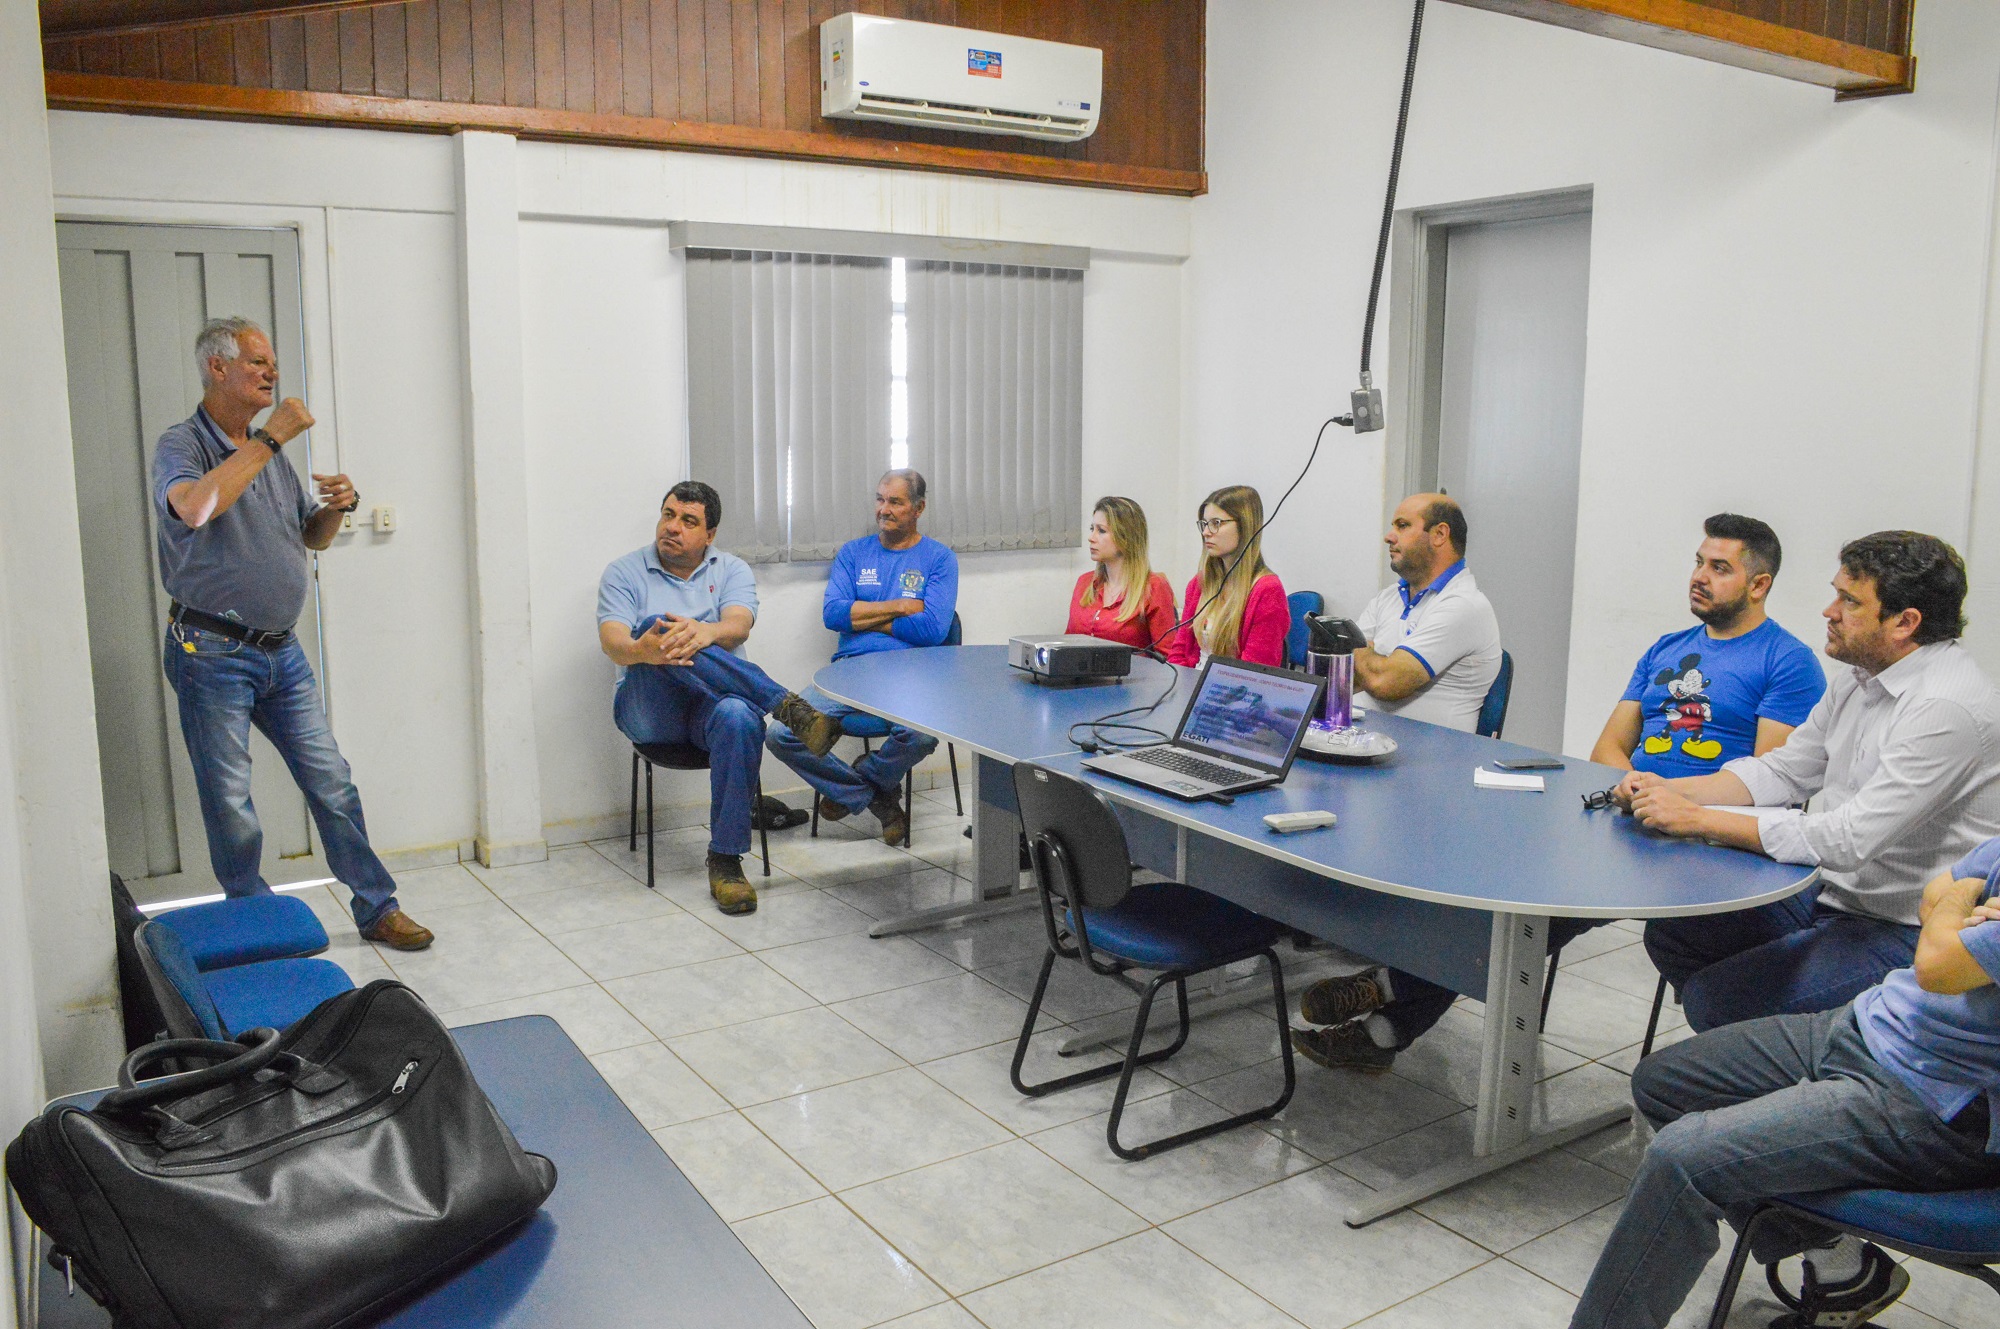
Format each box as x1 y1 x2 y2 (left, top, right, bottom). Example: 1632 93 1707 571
1131 747 1252 786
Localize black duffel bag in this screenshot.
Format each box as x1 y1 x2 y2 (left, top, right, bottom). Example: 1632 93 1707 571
5 979 557 1329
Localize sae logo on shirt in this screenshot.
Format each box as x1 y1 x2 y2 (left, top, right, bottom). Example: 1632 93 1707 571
900 569 927 597
856 567 880 587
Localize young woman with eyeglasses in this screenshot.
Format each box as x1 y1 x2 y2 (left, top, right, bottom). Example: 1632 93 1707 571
1165 485 1289 667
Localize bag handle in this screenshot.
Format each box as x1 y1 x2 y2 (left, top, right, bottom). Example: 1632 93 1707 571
99 1028 283 1115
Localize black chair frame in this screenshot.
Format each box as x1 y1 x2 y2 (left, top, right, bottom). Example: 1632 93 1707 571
1540 944 1674 1060
1008 830 1296 1162
628 745 771 888
1704 1198 2000 1329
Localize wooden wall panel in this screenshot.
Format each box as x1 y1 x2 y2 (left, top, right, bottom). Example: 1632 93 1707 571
43 0 1209 193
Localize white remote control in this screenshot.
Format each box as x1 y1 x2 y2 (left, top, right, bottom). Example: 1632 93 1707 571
1263 810 1337 834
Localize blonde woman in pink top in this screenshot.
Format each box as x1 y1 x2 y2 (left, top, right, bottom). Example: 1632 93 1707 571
1067 496 1177 652
1166 485 1288 668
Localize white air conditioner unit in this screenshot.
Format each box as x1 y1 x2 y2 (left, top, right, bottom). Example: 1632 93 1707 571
820 12 1102 144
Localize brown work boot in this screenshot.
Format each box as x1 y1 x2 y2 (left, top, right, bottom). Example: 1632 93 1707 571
868 786 910 846
362 909 435 951
774 693 842 758
817 794 855 823
1299 969 1390 1026
707 852 757 915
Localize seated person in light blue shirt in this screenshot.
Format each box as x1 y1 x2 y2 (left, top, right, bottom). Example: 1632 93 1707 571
1569 839 2000 1329
597 482 840 916
767 469 957 846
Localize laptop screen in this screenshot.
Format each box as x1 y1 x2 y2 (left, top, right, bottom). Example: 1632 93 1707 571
1176 660 1322 771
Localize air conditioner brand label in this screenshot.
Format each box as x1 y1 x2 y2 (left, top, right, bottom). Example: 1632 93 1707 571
968 48 1002 77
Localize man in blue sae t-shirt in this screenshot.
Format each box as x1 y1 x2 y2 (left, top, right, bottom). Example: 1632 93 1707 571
767 470 958 845
1567 837 2000 1329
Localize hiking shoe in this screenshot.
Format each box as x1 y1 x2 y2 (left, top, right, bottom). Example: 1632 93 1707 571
869 786 910 846
818 794 855 823
706 852 757 915
774 693 842 758
1299 970 1390 1026
1291 1022 1396 1074
1771 1243 1910 1329
362 909 434 951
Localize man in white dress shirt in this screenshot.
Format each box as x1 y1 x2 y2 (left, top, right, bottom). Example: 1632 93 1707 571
1625 531 2000 1032
1292 493 1507 1073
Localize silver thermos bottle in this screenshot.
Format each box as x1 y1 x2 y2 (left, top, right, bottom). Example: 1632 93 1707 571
1303 614 1366 730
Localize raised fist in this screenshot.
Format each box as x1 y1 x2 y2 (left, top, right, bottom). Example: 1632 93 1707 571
265 397 316 445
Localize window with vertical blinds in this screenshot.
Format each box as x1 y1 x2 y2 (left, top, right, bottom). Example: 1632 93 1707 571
675 224 1087 564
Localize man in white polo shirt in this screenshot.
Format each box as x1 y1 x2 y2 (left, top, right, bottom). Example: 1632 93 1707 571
1293 492 1505 1072
1349 492 1503 730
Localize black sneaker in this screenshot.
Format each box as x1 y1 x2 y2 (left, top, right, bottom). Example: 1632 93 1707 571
1299 970 1391 1026
1291 1022 1396 1074
1770 1242 1910 1329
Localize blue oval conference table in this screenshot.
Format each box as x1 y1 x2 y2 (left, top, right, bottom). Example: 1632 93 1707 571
815 645 1817 1226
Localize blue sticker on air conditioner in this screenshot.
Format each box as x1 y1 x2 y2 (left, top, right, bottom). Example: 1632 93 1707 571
968 48 1002 78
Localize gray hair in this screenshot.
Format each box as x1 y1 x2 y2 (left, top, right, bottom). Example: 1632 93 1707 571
879 468 928 504
194 317 266 386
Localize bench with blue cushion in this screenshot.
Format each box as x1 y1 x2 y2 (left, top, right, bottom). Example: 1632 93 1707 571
151 893 330 971
136 918 355 1041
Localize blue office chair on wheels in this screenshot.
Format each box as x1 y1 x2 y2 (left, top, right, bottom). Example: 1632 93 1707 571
1284 591 1324 669
1007 762 1295 1161
1705 1188 2000 1329
808 613 965 846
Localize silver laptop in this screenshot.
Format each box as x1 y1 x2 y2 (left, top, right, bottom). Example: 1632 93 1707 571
1083 657 1325 800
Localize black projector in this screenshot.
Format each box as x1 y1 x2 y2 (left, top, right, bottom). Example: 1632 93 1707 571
1007 634 1134 686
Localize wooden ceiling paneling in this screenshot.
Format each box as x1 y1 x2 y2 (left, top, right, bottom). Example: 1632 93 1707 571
43 0 1207 191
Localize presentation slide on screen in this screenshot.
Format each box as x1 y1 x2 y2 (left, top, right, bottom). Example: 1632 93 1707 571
1180 665 1318 767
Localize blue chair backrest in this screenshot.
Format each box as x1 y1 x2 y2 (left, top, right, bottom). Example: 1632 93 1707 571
1285 592 1324 669
1477 650 1514 740
946 611 964 646
136 918 227 1040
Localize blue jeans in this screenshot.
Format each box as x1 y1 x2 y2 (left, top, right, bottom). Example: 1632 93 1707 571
614 628 790 858
163 625 399 930
1570 1006 2000 1329
765 684 936 813
1377 916 1607 1048
1643 888 1921 1032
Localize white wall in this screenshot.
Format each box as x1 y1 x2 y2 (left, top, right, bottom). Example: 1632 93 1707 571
514 143 1191 834
1195 0 2000 755
45 111 1192 857
2 9 119 1121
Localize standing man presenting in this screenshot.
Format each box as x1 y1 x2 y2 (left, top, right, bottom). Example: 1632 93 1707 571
767 470 957 846
153 317 431 949
598 482 841 915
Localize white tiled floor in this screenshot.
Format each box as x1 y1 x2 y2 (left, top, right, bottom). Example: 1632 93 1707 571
292 792 1988 1329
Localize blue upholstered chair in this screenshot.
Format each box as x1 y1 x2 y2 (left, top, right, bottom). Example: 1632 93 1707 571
135 919 354 1042
153 894 331 971
1476 649 1515 740
1008 762 1295 1160
808 612 965 845
1705 1188 2000 1329
1284 591 1325 669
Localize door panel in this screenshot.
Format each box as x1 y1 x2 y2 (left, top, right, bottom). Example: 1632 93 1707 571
1435 213 1592 754
58 223 328 899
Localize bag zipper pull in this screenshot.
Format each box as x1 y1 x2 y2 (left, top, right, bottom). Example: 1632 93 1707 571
65 1254 75 1296
391 1060 419 1094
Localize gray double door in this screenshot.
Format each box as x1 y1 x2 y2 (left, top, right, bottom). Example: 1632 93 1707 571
58 222 331 902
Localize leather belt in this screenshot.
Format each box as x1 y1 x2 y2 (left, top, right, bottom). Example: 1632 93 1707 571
169 602 293 648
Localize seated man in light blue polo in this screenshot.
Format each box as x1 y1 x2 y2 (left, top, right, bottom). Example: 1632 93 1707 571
597 481 840 915
767 469 957 846
1568 839 2000 1329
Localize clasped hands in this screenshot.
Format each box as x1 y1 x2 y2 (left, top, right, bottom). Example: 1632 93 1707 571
636 614 717 667
1609 770 1707 837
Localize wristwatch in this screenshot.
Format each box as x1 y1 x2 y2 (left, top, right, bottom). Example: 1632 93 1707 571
250 427 282 455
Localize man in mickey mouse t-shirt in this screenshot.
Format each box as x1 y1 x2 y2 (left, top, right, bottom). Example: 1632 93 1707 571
1591 513 1825 778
